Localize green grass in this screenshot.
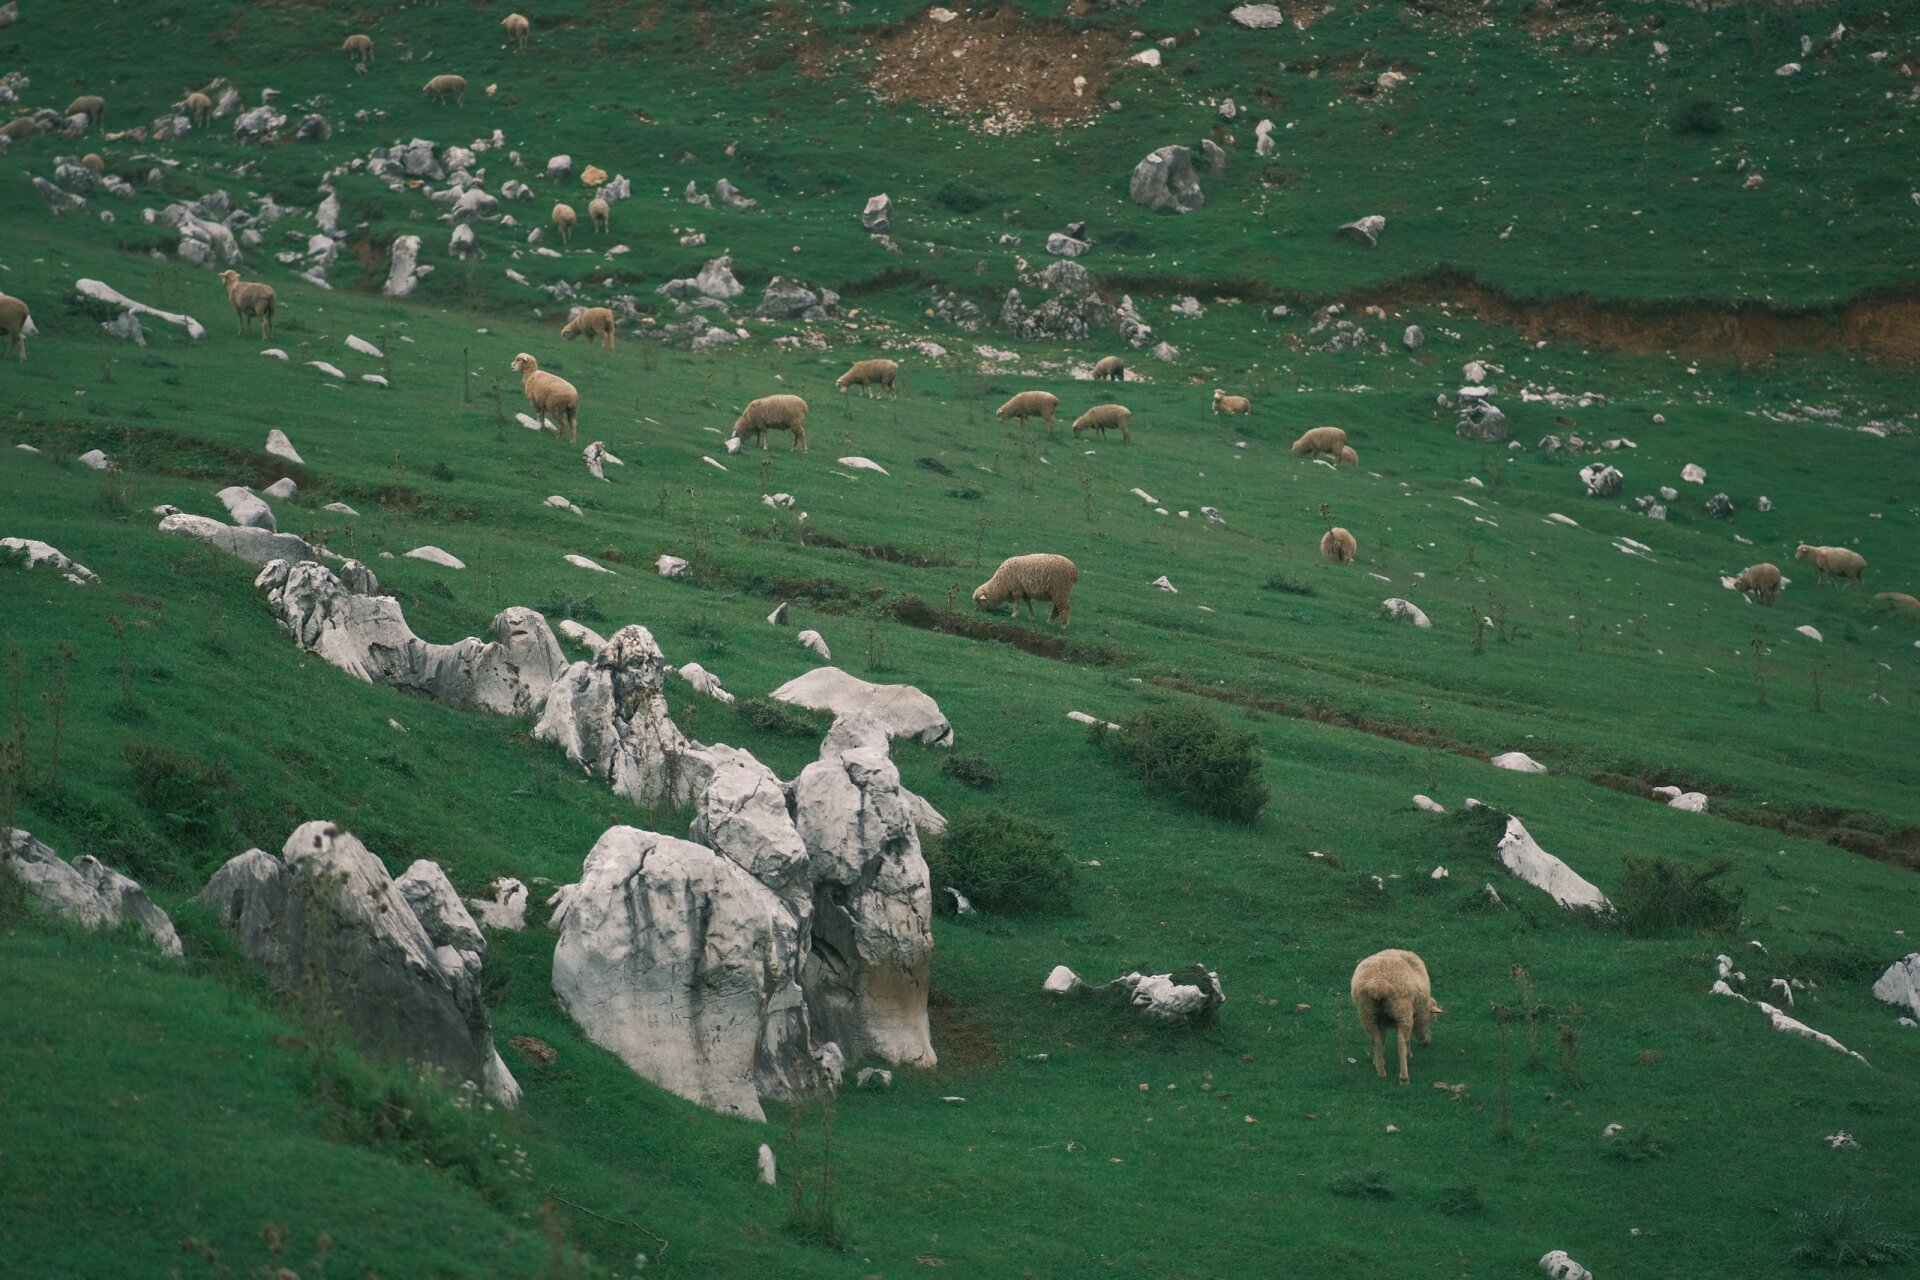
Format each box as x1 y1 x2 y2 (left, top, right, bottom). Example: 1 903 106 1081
2 1 1919 1276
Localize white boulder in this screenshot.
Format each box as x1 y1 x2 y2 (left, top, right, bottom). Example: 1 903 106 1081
1872 954 1920 1021
4 827 182 955
769 667 953 747
1494 815 1612 914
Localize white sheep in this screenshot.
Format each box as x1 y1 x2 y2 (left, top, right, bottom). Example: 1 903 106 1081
1071 403 1132 445
502 12 531 51
1874 591 1919 612
182 91 213 125
511 352 580 442
836 358 899 398
1090 355 1127 381
217 270 276 341
561 306 616 351
1350 948 1444 1084
343 34 373 64
973 553 1080 628
730 394 809 453
1292 425 1348 460
65 96 106 126
0 293 30 361
551 202 577 244
588 196 609 234
1732 562 1783 606
996 390 1059 431
0 117 36 144
1212 388 1251 415
1337 444 1358 467
422 74 467 105
1795 543 1866 586
1321 527 1357 564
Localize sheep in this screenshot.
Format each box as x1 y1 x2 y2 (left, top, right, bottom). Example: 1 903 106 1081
422 74 467 105
65 96 105 126
343 33 373 64
996 390 1059 431
217 269 276 341
1337 444 1358 467
1795 543 1866 587
1212 389 1251 415
81 153 104 174
973 553 1079 628
1071 403 1132 445
502 12 531 51
551 202 577 245
1732 562 1783 607
835 358 899 398
729 395 810 454
561 306 617 351
0 293 30 362
588 197 610 234
511 353 580 443
1874 591 1920 612
1321 527 1357 564
0 116 35 144
183 91 213 125
1350 949 1444 1084
1293 425 1349 460
1090 355 1127 382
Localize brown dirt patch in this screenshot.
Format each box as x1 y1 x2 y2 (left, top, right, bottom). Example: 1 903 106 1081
884 594 1129 666
927 986 1006 1073
869 7 1125 134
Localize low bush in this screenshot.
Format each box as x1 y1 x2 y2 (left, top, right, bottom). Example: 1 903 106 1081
932 180 1001 214
1671 96 1727 137
123 740 238 853
1613 855 1744 937
734 697 830 738
1098 705 1269 823
1436 1182 1484 1215
924 808 1074 914
1327 1170 1393 1200
1261 574 1317 596
939 751 1001 789
1787 1197 1914 1269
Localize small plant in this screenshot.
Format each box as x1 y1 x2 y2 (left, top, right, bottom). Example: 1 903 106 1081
1603 1123 1670 1163
931 179 1001 214
783 1096 845 1249
1261 574 1317 596
1436 1182 1485 1215
1671 95 1727 136
1099 704 1270 823
1613 855 1745 937
1327 1170 1394 1200
1493 1003 1514 1143
536 591 607 623
735 697 830 738
939 751 1001 789
124 740 239 851
924 808 1075 914
1556 1003 1588 1090
1786 1197 1915 1269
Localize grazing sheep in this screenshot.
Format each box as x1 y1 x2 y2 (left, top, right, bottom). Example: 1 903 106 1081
551 202 577 245
973 553 1080 628
1350 949 1444 1084
1337 444 1358 467
65 96 105 126
81 153 104 174
730 395 810 453
1321 527 1357 564
217 269 276 341
1292 425 1349 460
1795 543 1867 587
422 74 467 105
1090 355 1127 382
996 390 1059 431
1072 403 1132 445
588 197 609 234
0 293 30 362
511 353 580 443
343 33 373 64
183 91 213 125
1732 562 1783 607
1212 389 1251 415
502 12 531 51
0 116 36 144
1874 591 1919 612
836 358 899 398
561 307 616 351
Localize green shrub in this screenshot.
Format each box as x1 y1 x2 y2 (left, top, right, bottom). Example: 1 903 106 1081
123 740 238 853
1436 1182 1484 1215
536 591 606 622
924 809 1074 914
1787 1197 1915 1269
1327 1170 1393 1200
932 180 1001 214
939 751 1001 789
735 697 830 738
1262 574 1317 596
1613 855 1744 937
1099 705 1270 823
1603 1123 1670 1163
1671 96 1727 137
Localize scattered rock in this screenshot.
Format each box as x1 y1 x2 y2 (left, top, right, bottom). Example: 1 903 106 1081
160 512 321 568
264 429 303 463
656 554 689 577
1491 751 1547 774
406 546 466 570
382 234 428 298
1 537 99 585
769 667 952 747
1044 963 1225 1025
1403 325 1424 350
862 193 891 234
468 878 529 931
1338 215 1385 247
1382 598 1431 628
1129 145 1204 214
1872 954 1920 1020
216 485 277 532
797 630 831 660
1539 1252 1594 1280
1494 814 1613 914
3 827 181 954
1579 464 1623 498
1705 492 1734 518
1231 3 1285 28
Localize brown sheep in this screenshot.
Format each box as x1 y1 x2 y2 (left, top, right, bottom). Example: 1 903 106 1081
1874 591 1920 612
1090 355 1127 382
1321 527 1357 564
502 13 531 52
551 202 577 245
1795 543 1866 587
1732 562 1783 607
1337 444 1358 467
217 270 276 341
996 390 1059 431
511 353 580 443
730 395 810 453
1071 404 1132 445
0 117 36 145
0 293 31 362
182 92 213 126
1212 388 1251 415
1350 949 1444 1084
561 307 617 351
422 74 467 106
836 358 899 398
1292 426 1349 460
65 96 106 126
343 34 374 64
588 197 610 234
81 153 104 174
973 553 1079 628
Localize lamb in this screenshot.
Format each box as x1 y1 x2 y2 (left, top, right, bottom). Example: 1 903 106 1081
343 34 373 64
1795 543 1866 587
1321 527 1357 564
0 293 30 362
1731 562 1783 607
511 353 580 443
65 96 106 126
1874 591 1920 612
1350 949 1444 1084
588 197 609 234
502 12 531 51
1212 388 1251 415
1292 425 1349 460
730 394 810 453
183 91 213 125
1090 355 1127 382
422 74 467 105
836 358 899 398
973 553 1080 628
1337 444 1358 467
560 307 616 351
551 202 577 245
1071 403 1132 445
217 269 276 341
996 390 1059 431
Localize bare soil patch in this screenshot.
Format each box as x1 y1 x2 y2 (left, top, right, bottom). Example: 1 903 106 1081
869 7 1124 133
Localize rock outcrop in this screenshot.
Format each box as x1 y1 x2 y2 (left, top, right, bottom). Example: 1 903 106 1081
1044 962 1225 1025
769 667 953 747
1129 146 1204 214
4 827 182 955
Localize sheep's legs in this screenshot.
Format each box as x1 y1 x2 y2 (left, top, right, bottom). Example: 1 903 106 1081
1366 1023 1387 1078
1396 1022 1411 1084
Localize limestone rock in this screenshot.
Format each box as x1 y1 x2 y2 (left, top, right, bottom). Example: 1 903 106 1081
1579 463 1623 498
1382 598 1432 628
1 537 98 585
1045 962 1224 1025
1129 146 1204 214
688 744 811 905
1338 215 1386 247
160 512 320 568
382 234 427 298
1491 751 1547 773
1494 814 1612 914
264 429 303 463
468 878 530 931
75 278 207 340
1231 3 1286 27
1540 1253 1593 1280
1403 325 1424 350
217 485 276 532
1871 953 1920 1020
862 193 891 234
770 667 953 747
534 624 717 807
4 828 182 955
1255 118 1276 157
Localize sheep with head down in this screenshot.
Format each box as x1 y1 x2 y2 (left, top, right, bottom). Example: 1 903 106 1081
1090 355 1127 382
836 358 898 398
422 74 467 105
343 34 373 64
1337 444 1358 468
66 96 106 126
561 306 616 351
1351 949 1444 1084
502 12 531 51
996 390 1058 431
1292 425 1348 460
973 553 1079 628
0 293 31 361
182 91 213 126
1072 403 1132 445
551 202 577 245
588 197 610 234
729 394 809 454
1321 527 1356 564
1795 543 1866 587
1732 562 1783 606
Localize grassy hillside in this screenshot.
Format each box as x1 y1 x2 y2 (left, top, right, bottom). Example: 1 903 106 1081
3 2 1919 1277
